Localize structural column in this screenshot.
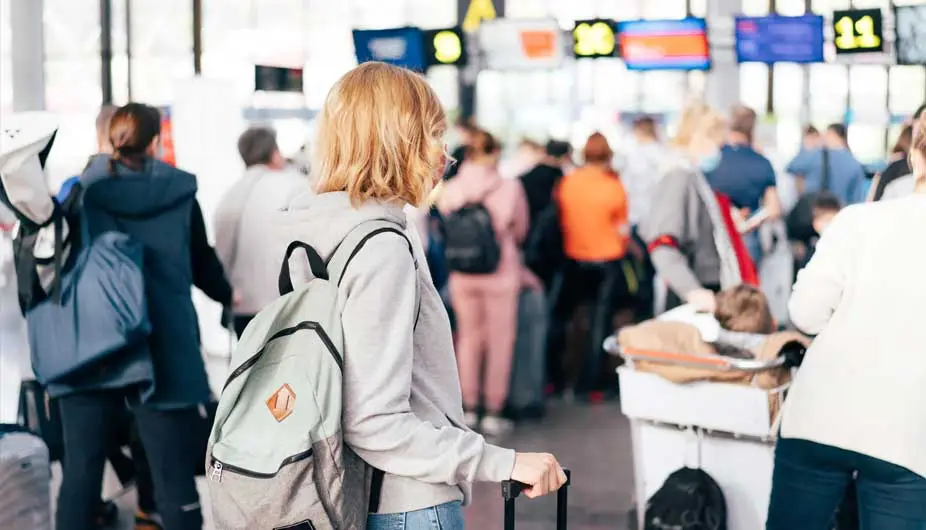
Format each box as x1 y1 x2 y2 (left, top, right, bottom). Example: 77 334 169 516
10 0 46 111
704 0 742 111
457 0 505 120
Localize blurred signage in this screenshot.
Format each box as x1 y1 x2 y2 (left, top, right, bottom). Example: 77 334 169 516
832 8 883 55
479 18 564 71
617 18 711 71
353 27 426 71
424 27 467 67
573 19 617 58
158 107 176 167
895 5 926 65
461 0 501 33
254 65 304 93
735 15 824 64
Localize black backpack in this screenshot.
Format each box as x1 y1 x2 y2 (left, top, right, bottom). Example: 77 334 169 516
442 185 502 275
645 467 727 530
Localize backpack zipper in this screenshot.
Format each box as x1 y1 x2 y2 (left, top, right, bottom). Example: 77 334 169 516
223 321 342 391
210 448 314 482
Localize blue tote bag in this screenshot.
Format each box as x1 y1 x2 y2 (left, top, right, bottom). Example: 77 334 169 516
28 229 152 388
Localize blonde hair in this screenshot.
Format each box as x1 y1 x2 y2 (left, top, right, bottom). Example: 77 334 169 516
672 102 710 149
675 105 727 151
912 113 926 181
313 62 447 207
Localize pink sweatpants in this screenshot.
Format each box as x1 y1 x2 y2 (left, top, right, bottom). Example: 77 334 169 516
450 278 520 414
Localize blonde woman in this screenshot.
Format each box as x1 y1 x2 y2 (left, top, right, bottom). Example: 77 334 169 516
279 62 566 530
638 104 757 313
765 114 926 528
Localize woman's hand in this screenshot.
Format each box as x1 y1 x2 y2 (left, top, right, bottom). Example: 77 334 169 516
510 453 568 499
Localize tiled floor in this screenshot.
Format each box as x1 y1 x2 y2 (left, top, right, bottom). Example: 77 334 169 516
79 400 636 530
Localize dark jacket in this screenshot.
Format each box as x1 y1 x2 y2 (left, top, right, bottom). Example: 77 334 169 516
78 155 232 408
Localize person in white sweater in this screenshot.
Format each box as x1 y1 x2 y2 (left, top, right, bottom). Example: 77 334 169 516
766 111 926 529
214 126 310 335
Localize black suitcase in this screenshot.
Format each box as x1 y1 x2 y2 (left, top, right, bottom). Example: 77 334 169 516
501 469 571 530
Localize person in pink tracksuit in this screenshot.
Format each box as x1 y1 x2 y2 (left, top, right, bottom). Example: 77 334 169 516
439 129 531 437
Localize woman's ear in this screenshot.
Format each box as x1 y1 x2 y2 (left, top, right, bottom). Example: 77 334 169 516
146 135 161 157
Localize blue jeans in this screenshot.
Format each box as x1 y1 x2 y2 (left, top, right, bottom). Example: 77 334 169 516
767 438 926 530
367 501 465 530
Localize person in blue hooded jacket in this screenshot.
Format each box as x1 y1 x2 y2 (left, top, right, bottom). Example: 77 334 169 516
55 103 232 530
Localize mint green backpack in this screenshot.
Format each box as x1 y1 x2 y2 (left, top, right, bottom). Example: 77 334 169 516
206 220 415 530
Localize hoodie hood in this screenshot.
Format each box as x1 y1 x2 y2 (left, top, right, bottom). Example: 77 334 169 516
279 191 408 262
437 162 503 214
79 154 197 218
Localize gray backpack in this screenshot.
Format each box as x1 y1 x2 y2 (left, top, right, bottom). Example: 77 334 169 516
206 220 416 530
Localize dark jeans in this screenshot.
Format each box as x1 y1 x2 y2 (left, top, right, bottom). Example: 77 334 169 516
768 438 926 530
57 391 204 530
104 413 157 513
546 259 625 394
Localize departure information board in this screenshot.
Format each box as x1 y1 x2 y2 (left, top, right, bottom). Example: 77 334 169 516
832 8 884 55
735 14 825 64
353 27 427 71
573 19 617 59
617 18 711 71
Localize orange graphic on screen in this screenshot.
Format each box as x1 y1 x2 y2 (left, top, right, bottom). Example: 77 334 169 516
620 34 709 59
519 30 556 58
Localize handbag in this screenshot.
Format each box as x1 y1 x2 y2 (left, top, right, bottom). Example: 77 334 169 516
27 209 152 386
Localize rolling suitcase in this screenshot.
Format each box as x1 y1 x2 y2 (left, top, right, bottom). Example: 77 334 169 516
508 287 548 416
502 469 571 530
0 424 52 530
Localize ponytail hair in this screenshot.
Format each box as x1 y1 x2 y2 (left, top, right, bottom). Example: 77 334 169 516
108 103 161 173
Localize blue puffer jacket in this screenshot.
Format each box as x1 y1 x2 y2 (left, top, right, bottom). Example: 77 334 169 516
63 155 232 409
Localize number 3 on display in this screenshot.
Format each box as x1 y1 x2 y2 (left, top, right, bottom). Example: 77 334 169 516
835 15 881 51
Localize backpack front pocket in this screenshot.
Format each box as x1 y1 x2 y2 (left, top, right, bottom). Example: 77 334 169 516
207 447 335 530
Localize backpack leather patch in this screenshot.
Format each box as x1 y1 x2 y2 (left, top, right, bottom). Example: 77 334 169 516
266 383 296 422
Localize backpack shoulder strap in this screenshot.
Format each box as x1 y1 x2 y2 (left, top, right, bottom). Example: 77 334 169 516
327 219 420 322
328 220 417 287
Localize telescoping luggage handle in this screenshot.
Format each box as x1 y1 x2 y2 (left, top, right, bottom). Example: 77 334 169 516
501 469 571 530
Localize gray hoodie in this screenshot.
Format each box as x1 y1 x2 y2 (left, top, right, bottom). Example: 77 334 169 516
275 191 515 513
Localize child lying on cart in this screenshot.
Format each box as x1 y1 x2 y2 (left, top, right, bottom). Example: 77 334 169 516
615 285 809 395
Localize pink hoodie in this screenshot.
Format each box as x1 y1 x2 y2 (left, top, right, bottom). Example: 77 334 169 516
438 162 531 291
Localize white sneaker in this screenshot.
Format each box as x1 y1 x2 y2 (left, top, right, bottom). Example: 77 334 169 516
463 411 480 429
480 415 514 438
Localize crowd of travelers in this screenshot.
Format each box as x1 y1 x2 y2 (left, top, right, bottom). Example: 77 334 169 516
1 60 926 530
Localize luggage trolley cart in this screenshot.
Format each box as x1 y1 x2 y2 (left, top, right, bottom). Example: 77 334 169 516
604 337 791 530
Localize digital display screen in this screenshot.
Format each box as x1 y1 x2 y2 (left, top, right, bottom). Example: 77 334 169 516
617 18 711 71
479 18 565 71
573 19 617 59
254 65 304 93
895 5 926 66
423 27 467 68
832 8 884 55
352 27 426 72
735 15 824 64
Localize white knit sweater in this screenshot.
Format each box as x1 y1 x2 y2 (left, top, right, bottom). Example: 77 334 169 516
783 194 926 477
